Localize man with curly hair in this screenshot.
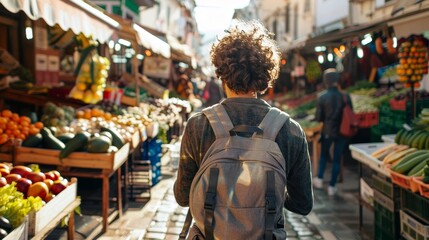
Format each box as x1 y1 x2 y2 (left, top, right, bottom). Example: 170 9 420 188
174 20 313 239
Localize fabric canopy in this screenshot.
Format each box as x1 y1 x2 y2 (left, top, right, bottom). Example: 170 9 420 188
133 23 171 59
166 34 196 68
0 0 119 43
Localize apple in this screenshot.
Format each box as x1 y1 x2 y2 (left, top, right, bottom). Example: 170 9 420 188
27 182 49 200
0 163 9 170
0 168 9 177
10 166 32 178
0 177 6 187
44 171 55 181
50 181 67 195
43 179 54 190
15 178 32 194
45 170 60 181
5 174 21 184
26 172 45 183
44 192 55 202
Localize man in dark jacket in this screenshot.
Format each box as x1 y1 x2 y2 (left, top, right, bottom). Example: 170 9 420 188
314 68 353 196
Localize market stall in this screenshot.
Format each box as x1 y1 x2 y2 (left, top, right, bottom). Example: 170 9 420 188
0 0 191 238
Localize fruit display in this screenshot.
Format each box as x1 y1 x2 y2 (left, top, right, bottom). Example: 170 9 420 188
0 109 44 144
40 102 75 128
396 36 428 83
305 59 321 84
68 34 110 104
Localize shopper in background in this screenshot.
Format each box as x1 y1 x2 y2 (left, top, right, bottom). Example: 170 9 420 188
174 19 313 239
314 68 353 196
202 76 224 107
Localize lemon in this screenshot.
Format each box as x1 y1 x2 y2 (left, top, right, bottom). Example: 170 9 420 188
76 82 87 91
82 90 93 103
69 87 84 100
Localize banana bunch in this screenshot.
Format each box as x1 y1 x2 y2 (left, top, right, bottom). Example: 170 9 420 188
69 34 110 104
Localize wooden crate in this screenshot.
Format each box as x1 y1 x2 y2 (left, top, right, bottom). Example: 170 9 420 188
4 216 28 240
28 178 77 237
15 143 130 170
0 153 12 162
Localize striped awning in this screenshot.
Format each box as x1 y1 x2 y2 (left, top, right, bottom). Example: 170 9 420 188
0 0 119 43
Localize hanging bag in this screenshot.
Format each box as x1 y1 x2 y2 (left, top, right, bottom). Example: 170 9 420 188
340 94 359 137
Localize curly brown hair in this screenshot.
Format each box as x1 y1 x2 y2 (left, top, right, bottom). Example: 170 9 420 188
210 20 281 94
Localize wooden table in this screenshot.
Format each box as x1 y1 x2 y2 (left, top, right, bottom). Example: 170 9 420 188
31 198 81 240
15 143 130 237
58 152 129 237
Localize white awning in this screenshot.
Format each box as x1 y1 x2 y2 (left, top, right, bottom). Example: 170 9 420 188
0 0 119 43
133 23 171 59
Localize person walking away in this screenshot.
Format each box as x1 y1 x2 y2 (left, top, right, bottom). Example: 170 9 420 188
202 77 224 107
174 20 313 239
313 68 353 196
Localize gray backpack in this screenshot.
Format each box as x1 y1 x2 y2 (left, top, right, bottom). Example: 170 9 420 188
188 104 289 240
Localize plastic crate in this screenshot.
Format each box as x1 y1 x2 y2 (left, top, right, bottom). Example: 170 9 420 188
390 99 407 111
414 177 429 199
357 111 379 128
374 190 400 239
401 188 429 223
391 171 420 192
400 210 429 240
372 174 400 199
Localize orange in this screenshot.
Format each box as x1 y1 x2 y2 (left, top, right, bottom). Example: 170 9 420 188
11 113 20 122
76 110 84 118
20 121 30 127
16 134 26 140
6 122 17 130
29 127 40 135
0 134 8 145
19 116 31 124
1 110 12 118
34 122 44 129
0 129 2 135
0 117 7 124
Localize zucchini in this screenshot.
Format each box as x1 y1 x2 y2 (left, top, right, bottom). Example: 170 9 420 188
392 150 429 167
392 152 429 174
56 133 75 144
87 136 111 153
395 129 406 145
100 127 124 148
59 132 91 159
22 133 43 147
40 128 65 150
408 160 429 176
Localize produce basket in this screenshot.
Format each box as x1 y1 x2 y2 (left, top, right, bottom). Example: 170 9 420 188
400 210 429 240
415 177 429 199
349 143 391 177
356 111 379 128
28 178 77 237
390 171 420 192
15 143 129 170
390 99 407 111
4 216 28 240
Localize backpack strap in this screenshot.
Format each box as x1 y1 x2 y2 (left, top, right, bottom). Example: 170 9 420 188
259 107 289 141
202 104 234 139
204 168 219 240
265 171 276 239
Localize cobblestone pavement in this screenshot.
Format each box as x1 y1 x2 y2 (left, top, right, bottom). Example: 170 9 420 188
97 157 373 240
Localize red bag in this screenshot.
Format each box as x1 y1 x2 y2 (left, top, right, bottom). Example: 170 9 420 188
340 94 359 137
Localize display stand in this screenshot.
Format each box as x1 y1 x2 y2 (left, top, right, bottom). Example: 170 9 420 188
30 198 81 240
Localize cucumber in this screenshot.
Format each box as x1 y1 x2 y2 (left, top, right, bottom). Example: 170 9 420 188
408 160 429 176
21 133 43 147
393 150 429 168
87 136 111 153
100 127 124 148
392 152 429 174
40 128 65 150
59 132 91 159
